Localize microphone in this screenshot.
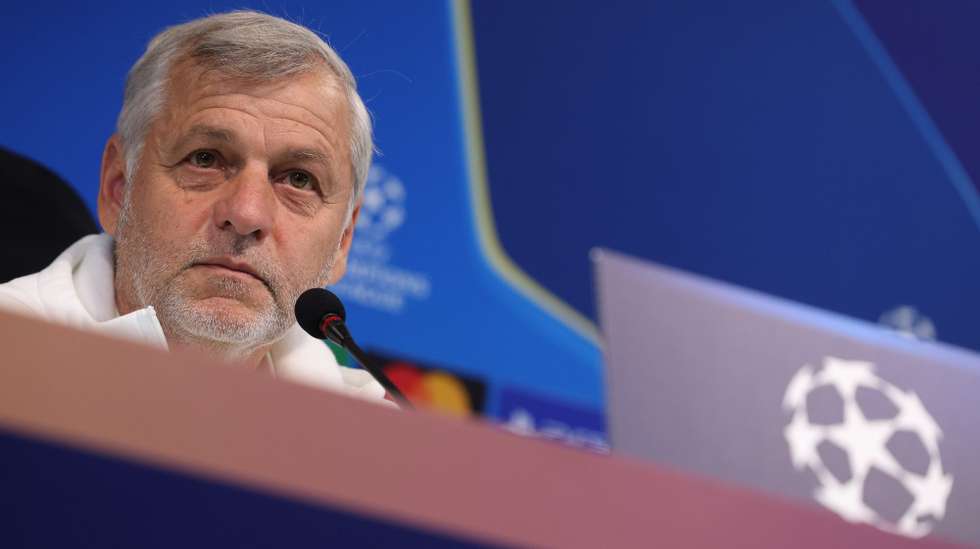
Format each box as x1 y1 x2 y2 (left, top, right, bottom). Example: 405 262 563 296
295 288 411 407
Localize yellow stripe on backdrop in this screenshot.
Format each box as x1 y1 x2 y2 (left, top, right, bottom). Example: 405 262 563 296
451 0 601 346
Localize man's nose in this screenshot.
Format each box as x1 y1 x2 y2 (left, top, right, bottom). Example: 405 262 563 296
212 165 275 238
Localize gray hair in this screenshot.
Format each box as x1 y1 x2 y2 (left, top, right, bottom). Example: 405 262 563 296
117 10 373 216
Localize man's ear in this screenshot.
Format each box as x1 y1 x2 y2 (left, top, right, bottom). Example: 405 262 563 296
326 203 360 284
97 135 128 236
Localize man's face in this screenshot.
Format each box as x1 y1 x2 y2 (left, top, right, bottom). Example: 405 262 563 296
100 61 358 352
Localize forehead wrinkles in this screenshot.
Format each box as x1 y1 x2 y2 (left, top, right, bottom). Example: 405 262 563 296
158 64 352 178
169 61 347 132
172 104 336 159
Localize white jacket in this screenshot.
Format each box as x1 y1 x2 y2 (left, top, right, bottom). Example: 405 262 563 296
0 234 385 401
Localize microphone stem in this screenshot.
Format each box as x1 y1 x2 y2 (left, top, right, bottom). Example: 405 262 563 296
343 338 412 409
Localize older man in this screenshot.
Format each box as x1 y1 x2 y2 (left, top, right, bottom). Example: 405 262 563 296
0 11 384 400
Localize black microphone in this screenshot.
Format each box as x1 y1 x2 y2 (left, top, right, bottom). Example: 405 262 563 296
295 288 411 408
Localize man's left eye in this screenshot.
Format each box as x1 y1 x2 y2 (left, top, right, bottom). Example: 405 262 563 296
189 150 218 168
287 171 314 189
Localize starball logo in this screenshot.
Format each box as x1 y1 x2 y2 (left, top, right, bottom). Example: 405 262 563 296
333 164 431 313
357 165 407 241
782 357 952 538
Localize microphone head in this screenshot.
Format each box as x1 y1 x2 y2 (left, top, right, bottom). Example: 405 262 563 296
295 287 346 339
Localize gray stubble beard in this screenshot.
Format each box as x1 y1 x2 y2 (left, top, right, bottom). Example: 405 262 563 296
114 195 338 362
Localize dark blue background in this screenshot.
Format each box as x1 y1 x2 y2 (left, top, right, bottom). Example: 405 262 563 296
473 0 980 352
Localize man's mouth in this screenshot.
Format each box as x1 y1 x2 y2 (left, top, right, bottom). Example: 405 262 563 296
193 258 271 290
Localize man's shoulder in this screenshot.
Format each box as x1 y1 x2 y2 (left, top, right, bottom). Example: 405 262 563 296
272 324 387 402
0 234 107 321
0 272 45 317
338 365 388 401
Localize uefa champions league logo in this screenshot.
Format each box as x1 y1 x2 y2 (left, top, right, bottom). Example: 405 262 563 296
878 305 937 342
357 164 406 241
782 357 953 538
334 163 430 313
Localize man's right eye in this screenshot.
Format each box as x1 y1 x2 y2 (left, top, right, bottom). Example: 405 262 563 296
189 150 218 169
